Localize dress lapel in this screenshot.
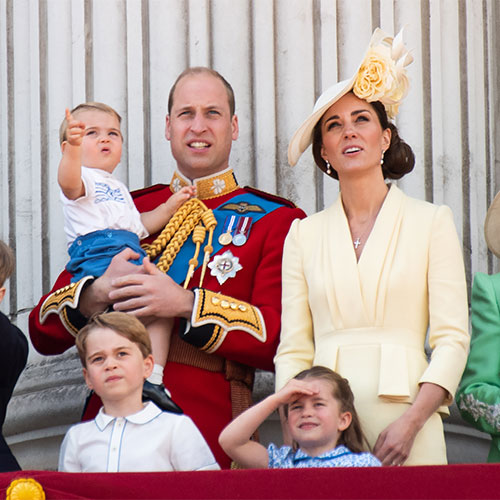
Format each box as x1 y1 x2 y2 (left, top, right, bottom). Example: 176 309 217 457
323 197 368 328
358 184 405 325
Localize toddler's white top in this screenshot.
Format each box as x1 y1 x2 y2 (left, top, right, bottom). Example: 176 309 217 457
61 166 148 246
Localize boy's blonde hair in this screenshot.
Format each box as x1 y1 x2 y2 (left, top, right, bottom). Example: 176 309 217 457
0 240 15 287
59 102 122 144
76 312 152 367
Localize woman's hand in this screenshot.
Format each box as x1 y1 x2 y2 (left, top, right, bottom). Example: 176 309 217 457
373 382 447 466
373 413 419 466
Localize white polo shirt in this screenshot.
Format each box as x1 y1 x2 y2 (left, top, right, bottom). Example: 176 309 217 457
61 166 148 247
58 402 220 472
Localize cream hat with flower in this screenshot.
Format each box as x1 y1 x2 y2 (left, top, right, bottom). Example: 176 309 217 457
484 191 500 257
288 27 413 166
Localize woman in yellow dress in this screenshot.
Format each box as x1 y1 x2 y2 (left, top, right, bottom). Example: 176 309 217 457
274 29 470 466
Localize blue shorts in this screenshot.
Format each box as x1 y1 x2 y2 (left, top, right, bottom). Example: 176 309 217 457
67 229 147 283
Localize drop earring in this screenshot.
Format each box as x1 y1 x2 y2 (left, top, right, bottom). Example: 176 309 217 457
325 160 332 175
380 152 385 165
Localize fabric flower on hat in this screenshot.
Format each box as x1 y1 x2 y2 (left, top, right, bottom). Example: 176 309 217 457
353 29 412 118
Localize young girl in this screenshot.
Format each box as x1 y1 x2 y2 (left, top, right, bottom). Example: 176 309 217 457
219 366 381 468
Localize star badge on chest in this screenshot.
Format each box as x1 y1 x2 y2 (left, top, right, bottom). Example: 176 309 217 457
208 250 243 285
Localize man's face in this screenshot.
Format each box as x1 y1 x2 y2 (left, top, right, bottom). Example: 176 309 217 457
166 73 239 180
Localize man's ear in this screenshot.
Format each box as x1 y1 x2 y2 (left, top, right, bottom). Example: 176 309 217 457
61 141 68 153
0 287 6 305
231 114 239 141
165 115 171 141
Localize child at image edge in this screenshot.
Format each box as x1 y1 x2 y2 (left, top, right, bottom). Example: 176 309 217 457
0 240 28 472
219 366 381 468
58 312 219 472
58 103 195 413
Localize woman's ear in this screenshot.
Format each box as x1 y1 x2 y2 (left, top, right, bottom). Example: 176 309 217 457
320 144 328 163
382 127 392 152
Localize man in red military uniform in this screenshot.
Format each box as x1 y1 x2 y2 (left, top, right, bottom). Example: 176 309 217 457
29 67 305 468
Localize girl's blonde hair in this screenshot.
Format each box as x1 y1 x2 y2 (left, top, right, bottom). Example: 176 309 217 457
289 366 371 453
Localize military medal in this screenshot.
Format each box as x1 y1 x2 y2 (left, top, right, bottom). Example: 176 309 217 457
233 216 252 246
208 250 243 285
219 232 232 246
218 215 237 245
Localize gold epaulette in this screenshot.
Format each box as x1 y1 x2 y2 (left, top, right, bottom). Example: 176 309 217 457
192 288 266 353
39 276 94 336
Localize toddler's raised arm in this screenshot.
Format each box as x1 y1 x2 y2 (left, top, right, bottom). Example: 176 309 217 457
58 108 86 200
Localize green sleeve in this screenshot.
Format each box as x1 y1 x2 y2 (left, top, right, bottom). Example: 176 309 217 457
457 272 500 435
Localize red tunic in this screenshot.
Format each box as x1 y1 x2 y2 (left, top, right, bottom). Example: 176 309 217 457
29 170 306 468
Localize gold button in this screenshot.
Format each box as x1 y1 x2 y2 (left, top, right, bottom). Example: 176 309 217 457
230 303 237 310
211 297 220 305
239 305 247 312
221 300 230 309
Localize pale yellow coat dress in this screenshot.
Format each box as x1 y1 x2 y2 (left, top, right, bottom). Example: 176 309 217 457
274 184 470 465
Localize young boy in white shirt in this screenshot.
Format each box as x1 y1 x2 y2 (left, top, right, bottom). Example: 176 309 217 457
58 312 219 472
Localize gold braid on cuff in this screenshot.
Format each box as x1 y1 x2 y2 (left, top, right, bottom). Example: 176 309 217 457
39 276 94 335
192 289 266 353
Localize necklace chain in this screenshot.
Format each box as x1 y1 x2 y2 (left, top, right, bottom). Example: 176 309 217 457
351 216 377 251
348 186 389 252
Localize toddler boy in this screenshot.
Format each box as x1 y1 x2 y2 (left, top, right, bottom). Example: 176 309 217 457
58 103 195 413
58 311 219 472
0 240 28 471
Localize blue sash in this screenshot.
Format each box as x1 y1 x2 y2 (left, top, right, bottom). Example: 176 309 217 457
164 193 283 284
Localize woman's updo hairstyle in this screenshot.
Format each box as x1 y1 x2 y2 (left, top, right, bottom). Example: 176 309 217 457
312 93 415 180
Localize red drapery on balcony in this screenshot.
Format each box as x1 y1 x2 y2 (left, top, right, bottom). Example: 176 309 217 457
0 465 497 499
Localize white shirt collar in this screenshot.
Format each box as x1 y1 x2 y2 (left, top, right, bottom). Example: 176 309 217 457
95 401 162 431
